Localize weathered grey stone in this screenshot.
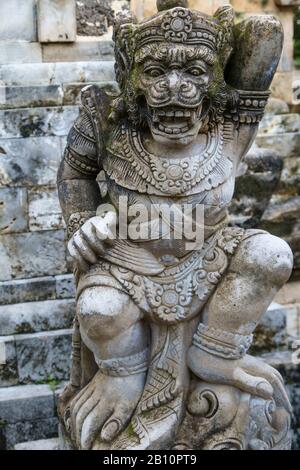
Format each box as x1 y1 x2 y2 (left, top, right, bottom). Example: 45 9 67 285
275 281 300 305
0 85 64 110
0 61 115 86
29 187 65 231
256 133 300 159
42 39 114 62
76 0 114 36
0 42 42 65
0 230 67 281
280 157 300 194
0 187 28 234
0 336 18 387
0 277 56 305
15 437 59 450
37 0 76 43
262 196 300 224
259 114 300 136
262 350 300 385
0 137 62 187
0 383 55 423
55 274 76 299
0 299 75 335
63 80 118 105
54 60 115 84
289 385 300 450
230 145 283 228
0 63 56 86
0 106 79 139
4 417 58 450
251 302 289 354
265 97 289 115
0 0 37 41
16 329 72 383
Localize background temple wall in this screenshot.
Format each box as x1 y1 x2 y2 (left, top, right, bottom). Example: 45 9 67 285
0 0 299 450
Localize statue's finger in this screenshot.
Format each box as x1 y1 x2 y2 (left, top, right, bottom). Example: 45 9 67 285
80 224 105 255
73 234 98 265
91 219 115 245
68 239 90 272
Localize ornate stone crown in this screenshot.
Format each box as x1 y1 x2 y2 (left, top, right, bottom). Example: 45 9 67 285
114 0 234 56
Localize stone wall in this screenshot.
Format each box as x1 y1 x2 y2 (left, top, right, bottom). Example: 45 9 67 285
0 0 117 449
76 0 129 36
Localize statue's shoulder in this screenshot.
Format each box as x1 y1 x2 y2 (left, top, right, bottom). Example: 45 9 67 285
80 84 114 135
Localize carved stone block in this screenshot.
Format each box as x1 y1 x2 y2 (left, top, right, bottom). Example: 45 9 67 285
0 0 37 41
37 0 77 43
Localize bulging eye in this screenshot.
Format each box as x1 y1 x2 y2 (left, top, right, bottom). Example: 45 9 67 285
144 66 165 78
186 67 205 77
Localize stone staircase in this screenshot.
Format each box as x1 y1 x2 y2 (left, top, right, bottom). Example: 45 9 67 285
0 1 119 449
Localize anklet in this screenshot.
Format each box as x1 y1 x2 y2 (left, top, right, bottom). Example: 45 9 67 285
95 348 149 377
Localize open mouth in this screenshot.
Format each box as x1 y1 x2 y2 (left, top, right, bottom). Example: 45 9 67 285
149 105 202 137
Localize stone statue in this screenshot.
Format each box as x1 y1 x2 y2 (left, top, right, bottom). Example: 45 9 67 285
57 0 293 450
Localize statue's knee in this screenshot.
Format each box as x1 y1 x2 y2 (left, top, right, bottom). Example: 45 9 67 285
235 234 293 287
77 286 140 340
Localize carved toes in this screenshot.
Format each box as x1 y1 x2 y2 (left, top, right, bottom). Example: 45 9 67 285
233 367 273 399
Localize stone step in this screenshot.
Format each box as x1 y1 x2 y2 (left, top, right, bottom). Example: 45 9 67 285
0 328 72 387
256 132 300 159
0 1 37 42
41 39 114 63
0 60 115 86
259 113 300 135
0 38 114 65
0 41 42 65
0 382 62 450
0 80 118 110
0 135 64 190
14 437 59 450
0 105 79 138
0 298 75 336
0 274 75 305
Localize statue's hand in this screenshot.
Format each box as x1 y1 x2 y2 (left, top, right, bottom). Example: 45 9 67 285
188 346 292 414
68 211 116 272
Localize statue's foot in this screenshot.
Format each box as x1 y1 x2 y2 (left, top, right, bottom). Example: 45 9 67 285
67 369 146 449
188 346 292 413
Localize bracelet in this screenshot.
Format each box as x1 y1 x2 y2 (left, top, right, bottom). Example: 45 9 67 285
95 348 149 377
228 89 270 124
193 323 253 360
67 211 96 239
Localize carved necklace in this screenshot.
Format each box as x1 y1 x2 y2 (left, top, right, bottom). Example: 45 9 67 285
105 121 227 196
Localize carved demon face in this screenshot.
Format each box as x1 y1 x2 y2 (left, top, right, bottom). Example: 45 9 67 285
132 42 220 146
